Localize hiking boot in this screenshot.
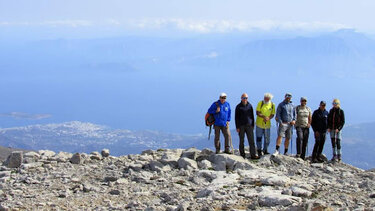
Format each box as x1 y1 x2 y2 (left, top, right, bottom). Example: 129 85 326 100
311 158 319 163
284 152 289 156
317 157 324 163
240 154 246 159
331 155 337 162
250 155 260 160
263 150 270 155
337 154 342 162
215 149 220 154
295 154 301 158
224 150 232 154
257 150 263 157
273 150 280 156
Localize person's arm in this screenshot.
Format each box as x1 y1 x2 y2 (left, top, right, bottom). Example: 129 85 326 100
227 103 231 122
235 104 239 130
207 102 217 114
311 111 317 132
327 110 332 131
338 109 345 131
307 108 312 127
275 104 281 123
250 105 255 128
269 103 275 119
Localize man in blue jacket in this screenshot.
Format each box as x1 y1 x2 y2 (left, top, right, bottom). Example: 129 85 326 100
274 93 296 155
235 93 259 159
208 93 232 154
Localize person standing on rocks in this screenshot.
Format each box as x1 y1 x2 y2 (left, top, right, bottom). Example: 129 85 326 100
235 93 259 159
294 97 312 160
255 93 275 156
274 93 296 156
327 99 345 162
311 101 329 163
208 93 232 154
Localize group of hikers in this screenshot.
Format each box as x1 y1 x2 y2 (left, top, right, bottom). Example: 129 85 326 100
206 92 345 163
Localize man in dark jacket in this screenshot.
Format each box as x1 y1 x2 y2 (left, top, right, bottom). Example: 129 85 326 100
311 101 328 163
235 93 259 159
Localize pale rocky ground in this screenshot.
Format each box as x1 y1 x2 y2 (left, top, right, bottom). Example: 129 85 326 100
1 147 375 210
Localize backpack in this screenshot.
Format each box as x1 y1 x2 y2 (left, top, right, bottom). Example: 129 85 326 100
205 102 219 139
260 101 274 110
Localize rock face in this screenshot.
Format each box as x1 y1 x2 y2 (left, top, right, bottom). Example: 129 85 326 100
0 147 374 210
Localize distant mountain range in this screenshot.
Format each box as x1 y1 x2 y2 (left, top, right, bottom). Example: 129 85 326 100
0 121 373 170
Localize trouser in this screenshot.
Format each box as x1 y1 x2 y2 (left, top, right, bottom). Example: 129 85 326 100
214 125 231 152
256 126 270 152
311 131 326 159
331 138 341 156
239 125 257 157
296 127 309 159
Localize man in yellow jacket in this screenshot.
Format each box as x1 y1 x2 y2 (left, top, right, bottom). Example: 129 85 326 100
255 93 276 156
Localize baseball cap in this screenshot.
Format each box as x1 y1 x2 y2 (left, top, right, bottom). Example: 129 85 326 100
301 97 307 101
320 101 326 105
285 93 292 98
220 93 227 97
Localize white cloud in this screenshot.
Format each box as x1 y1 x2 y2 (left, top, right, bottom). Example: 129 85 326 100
0 18 351 33
0 112 52 120
124 18 350 33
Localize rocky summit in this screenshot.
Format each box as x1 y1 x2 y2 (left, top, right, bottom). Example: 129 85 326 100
0 148 374 210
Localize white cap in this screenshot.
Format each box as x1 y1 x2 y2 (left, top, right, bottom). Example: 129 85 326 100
220 92 227 97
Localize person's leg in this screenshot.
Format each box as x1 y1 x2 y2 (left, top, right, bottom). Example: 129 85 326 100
336 131 342 161
317 132 326 160
223 126 231 153
245 126 257 158
301 128 309 159
275 123 286 154
284 124 292 155
330 131 337 160
256 126 264 153
311 131 320 161
214 126 221 153
239 126 245 157
264 128 271 154
296 127 303 157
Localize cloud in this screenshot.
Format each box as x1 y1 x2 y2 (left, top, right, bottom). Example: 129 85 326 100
0 20 93 27
0 18 351 33
0 112 52 120
124 19 350 33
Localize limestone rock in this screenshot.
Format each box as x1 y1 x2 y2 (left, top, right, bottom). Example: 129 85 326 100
5 151 23 168
70 153 82 164
178 157 198 170
101 149 110 157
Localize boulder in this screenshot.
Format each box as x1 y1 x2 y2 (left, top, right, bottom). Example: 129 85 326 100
4 151 23 168
70 153 82 164
181 148 200 160
101 149 110 157
178 157 198 170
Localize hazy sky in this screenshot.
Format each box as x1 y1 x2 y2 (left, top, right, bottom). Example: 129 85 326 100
1 0 375 35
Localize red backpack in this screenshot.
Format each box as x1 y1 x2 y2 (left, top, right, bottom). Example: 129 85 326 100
205 102 218 139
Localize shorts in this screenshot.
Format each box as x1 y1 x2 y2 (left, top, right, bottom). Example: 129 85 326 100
278 122 293 139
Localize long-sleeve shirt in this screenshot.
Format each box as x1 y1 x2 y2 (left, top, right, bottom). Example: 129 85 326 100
311 108 328 132
276 100 295 123
327 107 345 131
235 102 255 129
207 100 231 127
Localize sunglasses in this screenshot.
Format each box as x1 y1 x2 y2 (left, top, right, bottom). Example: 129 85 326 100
333 102 338 105
301 100 307 102
241 97 248 100
285 95 292 98
220 97 226 99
